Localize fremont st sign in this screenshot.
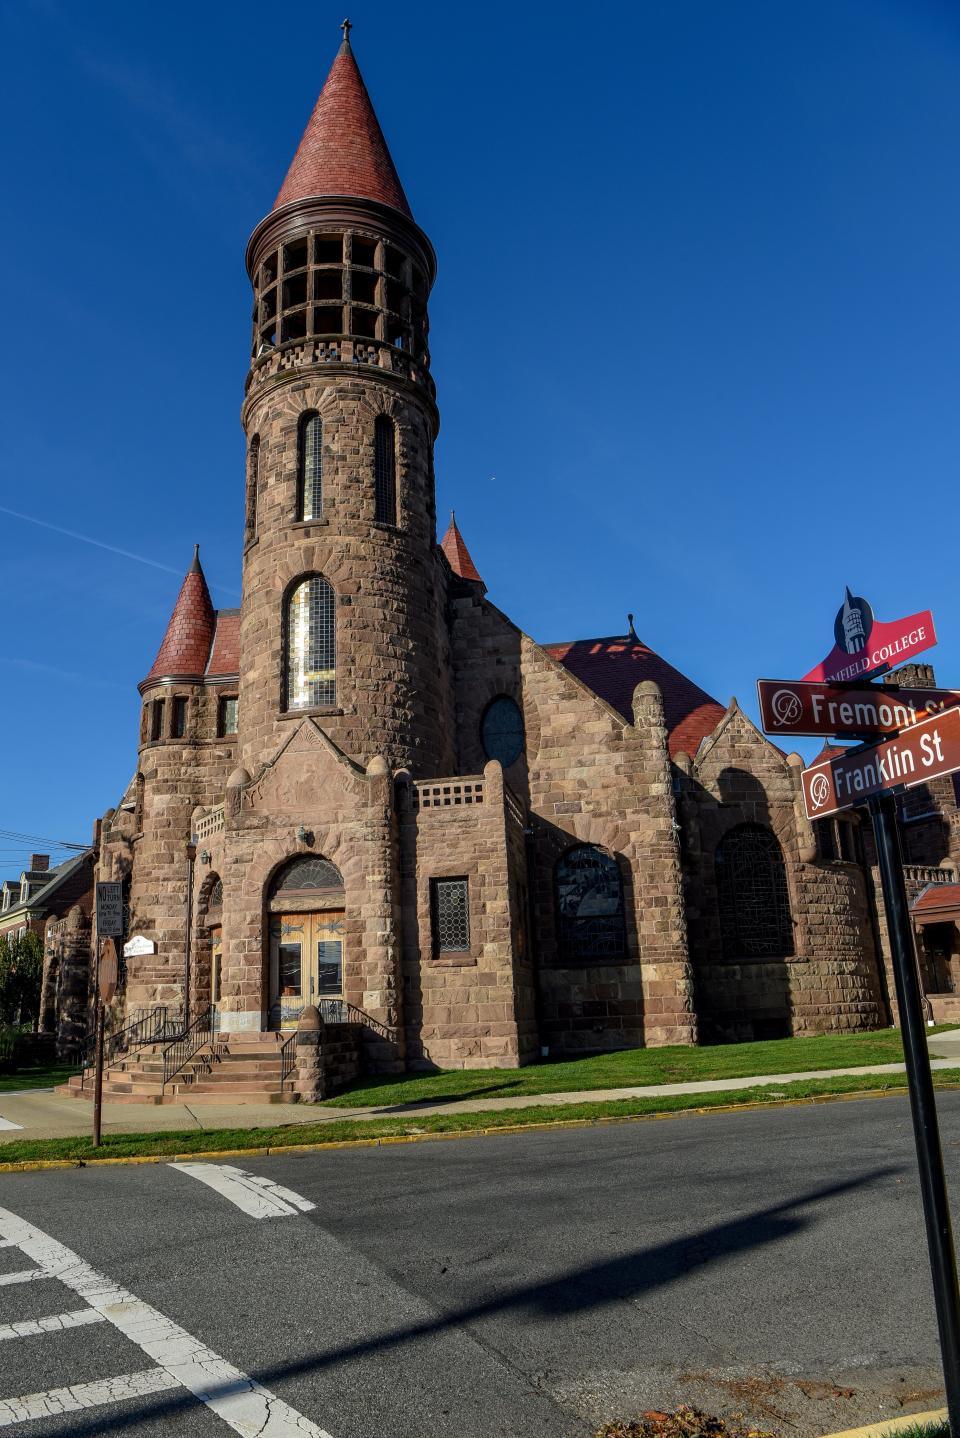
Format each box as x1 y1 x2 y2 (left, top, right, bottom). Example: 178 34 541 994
758 679 960 739
800 705 960 820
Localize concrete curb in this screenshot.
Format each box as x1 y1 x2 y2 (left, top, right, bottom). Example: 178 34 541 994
820 1406 946 1438
2 1078 959 1175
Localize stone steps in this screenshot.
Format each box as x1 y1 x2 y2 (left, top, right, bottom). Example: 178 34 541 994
57 1032 300 1105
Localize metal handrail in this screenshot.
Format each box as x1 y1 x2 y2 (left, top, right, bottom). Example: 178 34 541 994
162 1005 216 1088
279 1031 298 1089
317 999 392 1040
80 1006 182 1089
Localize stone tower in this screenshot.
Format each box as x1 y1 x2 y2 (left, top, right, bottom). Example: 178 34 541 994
239 27 454 780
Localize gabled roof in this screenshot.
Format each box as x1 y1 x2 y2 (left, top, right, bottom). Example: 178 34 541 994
206 610 240 679
0 850 93 923
273 34 412 219
912 882 960 919
543 634 726 759
440 513 484 584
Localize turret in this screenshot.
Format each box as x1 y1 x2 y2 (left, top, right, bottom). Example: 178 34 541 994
238 25 454 779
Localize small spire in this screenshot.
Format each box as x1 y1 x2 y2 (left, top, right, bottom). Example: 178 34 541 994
189 543 202 574
340 17 353 47
441 513 484 587
627 613 639 641
142 549 216 686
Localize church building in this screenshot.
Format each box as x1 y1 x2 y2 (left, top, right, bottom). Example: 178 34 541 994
59 28 959 1098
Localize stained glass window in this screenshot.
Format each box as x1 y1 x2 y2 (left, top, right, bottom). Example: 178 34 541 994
300 413 323 521
715 824 794 960
246 434 260 542
286 576 335 710
555 846 626 963
481 696 525 767
431 877 470 954
270 857 344 897
374 415 397 525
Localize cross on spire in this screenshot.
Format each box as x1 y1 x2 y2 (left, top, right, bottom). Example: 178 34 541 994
340 17 352 43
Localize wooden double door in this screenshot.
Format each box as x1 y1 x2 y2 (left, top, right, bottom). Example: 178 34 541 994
269 911 344 1029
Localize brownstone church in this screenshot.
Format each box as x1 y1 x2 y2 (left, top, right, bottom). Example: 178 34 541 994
51 31 960 1097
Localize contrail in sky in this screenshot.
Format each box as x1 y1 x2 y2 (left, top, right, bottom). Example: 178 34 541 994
0 505 239 595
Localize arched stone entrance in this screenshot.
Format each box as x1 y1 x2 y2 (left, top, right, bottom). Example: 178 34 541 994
266 856 346 1029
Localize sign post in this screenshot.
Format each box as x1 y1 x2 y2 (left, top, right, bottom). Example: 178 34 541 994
783 591 960 1429
92 937 118 1150
868 793 960 1436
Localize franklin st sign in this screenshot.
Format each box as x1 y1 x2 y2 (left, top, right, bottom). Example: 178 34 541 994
758 678 960 740
800 705 960 820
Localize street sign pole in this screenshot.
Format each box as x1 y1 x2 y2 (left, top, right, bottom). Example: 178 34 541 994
869 791 960 1432
91 997 105 1149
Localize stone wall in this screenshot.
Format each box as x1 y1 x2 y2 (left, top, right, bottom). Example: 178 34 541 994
43 906 92 1059
448 590 695 1052
398 759 535 1070
680 703 886 1040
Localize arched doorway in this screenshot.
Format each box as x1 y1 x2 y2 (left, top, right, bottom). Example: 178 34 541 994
267 856 345 1029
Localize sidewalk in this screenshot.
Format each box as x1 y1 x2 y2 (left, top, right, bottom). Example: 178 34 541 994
2 1029 958 1144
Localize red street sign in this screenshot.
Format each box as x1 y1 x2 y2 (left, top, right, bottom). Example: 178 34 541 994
803 589 936 685
801 706 960 820
758 679 960 740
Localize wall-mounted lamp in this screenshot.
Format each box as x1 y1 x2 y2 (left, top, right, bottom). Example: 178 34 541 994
296 826 312 845
199 849 211 865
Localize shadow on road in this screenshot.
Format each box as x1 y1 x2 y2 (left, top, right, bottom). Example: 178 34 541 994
57 1167 898 1437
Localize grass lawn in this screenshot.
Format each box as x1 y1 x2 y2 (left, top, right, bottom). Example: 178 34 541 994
0 1063 78 1093
1 1067 959 1168
323 1025 959 1108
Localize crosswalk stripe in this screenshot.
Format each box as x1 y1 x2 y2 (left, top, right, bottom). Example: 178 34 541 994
0 1269 44 1286
0 1119 23 1132
0 1206 333 1437
169 1162 317 1219
0 1367 181 1427
0 1308 107 1342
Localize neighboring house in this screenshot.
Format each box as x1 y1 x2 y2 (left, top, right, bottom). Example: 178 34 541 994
0 853 94 944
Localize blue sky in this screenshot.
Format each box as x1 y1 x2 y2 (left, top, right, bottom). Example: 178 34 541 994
0 0 958 868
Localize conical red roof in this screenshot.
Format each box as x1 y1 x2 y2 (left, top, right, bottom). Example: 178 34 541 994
144 547 216 683
273 36 412 218
441 513 483 584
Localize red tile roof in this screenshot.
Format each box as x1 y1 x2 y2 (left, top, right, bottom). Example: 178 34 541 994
144 548 216 683
543 634 726 759
912 882 960 916
273 37 412 218
440 513 483 584
207 611 240 678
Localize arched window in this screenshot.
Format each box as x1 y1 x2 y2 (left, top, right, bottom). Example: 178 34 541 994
285 575 335 711
245 434 260 543
481 696 525 767
715 824 794 960
298 413 323 521
555 845 626 963
269 856 344 901
374 414 397 525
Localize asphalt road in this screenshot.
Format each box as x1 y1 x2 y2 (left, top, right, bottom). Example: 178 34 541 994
0 1092 955 1438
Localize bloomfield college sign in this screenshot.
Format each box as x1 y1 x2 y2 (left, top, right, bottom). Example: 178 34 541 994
800 705 960 820
758 678 960 740
802 588 936 685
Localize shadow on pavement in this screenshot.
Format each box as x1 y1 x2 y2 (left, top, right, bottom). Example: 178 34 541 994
57 1167 898 1438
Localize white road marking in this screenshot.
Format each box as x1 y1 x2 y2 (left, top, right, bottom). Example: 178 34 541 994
170 1162 317 1219
0 1307 107 1341
0 1368 180 1427
0 1119 23 1132
0 1206 333 1436
0 1268 44 1286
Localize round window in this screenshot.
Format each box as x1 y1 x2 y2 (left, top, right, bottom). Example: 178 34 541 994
481 696 525 768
